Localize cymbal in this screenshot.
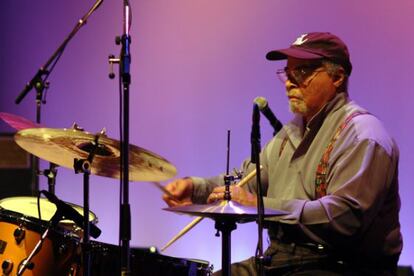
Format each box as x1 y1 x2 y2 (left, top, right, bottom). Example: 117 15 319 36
14 127 177 182
0 112 42 130
164 201 288 222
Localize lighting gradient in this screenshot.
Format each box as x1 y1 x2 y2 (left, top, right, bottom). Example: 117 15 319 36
0 0 413 270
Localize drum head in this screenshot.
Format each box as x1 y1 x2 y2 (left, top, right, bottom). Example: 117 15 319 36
0 196 97 224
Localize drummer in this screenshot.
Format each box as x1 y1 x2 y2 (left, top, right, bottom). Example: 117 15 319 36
163 32 402 275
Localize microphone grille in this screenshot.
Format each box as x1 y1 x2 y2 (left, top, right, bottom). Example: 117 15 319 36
253 96 268 110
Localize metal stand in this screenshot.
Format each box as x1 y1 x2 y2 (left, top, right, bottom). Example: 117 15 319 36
107 2 134 274
42 162 58 194
14 0 103 195
251 103 265 275
73 131 102 276
112 1 132 275
17 210 62 276
215 219 237 276
74 158 92 276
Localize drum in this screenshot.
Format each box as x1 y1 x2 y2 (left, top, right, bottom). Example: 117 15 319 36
0 196 97 276
85 241 213 276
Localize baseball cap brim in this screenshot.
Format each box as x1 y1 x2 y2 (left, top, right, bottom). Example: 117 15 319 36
266 48 323 61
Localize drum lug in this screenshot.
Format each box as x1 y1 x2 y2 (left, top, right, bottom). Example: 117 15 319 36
58 243 68 255
1 259 13 275
13 227 26 244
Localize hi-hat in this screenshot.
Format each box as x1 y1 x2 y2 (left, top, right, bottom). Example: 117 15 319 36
164 200 288 222
14 127 177 182
0 112 42 130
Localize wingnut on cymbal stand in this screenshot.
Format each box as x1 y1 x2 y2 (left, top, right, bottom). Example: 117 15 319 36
14 0 104 195
108 1 133 274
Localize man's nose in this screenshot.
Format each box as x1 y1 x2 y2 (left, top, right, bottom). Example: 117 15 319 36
286 78 298 91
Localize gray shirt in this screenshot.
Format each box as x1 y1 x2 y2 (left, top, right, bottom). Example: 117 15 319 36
191 93 402 265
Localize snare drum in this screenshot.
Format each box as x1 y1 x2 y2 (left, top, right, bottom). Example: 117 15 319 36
85 241 213 276
0 196 97 276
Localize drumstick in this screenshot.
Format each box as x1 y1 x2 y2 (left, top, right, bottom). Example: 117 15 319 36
152 181 182 202
161 166 261 252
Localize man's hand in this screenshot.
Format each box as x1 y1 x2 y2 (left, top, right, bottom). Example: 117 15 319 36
162 178 194 207
207 185 257 206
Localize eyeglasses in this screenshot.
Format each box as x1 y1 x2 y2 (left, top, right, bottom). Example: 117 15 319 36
276 64 325 86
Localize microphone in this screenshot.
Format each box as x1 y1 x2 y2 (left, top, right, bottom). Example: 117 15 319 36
254 96 283 136
41 190 101 238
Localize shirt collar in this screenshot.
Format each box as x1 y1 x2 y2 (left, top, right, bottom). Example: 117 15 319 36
283 92 349 148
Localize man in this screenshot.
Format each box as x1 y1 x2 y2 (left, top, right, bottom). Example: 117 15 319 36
163 32 402 275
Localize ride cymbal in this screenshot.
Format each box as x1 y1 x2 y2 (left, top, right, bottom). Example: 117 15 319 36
15 127 177 182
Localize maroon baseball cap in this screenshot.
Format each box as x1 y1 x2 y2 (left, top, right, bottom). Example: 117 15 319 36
266 32 352 75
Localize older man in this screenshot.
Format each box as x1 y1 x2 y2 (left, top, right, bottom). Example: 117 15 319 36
163 32 402 275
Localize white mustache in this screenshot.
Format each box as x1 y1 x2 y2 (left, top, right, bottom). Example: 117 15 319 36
287 89 304 100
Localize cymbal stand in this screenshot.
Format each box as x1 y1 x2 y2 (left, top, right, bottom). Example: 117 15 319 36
40 162 58 194
216 130 237 276
214 217 237 276
73 131 103 276
14 0 104 195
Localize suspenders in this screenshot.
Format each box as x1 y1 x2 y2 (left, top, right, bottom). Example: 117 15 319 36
315 111 369 198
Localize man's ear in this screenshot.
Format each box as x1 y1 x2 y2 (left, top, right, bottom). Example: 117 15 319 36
333 68 345 88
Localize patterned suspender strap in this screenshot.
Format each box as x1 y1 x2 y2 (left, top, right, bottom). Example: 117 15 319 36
314 111 370 198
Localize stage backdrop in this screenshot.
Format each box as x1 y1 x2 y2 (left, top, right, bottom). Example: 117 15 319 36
0 0 413 270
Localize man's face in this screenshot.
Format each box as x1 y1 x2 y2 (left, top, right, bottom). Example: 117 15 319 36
284 57 337 122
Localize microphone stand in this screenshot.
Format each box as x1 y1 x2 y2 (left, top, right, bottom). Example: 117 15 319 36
14 0 104 195
107 1 132 273
251 104 265 276
114 1 132 275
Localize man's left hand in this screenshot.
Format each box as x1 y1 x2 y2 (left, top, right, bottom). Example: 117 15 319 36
207 186 257 206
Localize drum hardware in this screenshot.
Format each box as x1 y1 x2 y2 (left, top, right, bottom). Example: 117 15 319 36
164 131 286 276
16 201 71 275
13 226 26 244
0 240 6 254
2 259 13 275
160 168 260 252
39 162 59 195
73 130 102 276
165 201 286 276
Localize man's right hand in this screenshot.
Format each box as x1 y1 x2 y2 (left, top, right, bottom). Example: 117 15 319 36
162 178 194 207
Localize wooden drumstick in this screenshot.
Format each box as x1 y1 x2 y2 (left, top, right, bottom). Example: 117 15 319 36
152 181 182 202
161 166 261 252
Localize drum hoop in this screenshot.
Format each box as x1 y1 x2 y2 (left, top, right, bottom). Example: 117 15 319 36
0 196 98 224
0 208 72 237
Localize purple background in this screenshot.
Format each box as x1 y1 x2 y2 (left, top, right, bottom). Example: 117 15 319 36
1 0 413 270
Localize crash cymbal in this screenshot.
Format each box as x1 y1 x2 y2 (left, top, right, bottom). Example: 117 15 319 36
14 127 177 182
0 112 43 130
164 201 288 222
